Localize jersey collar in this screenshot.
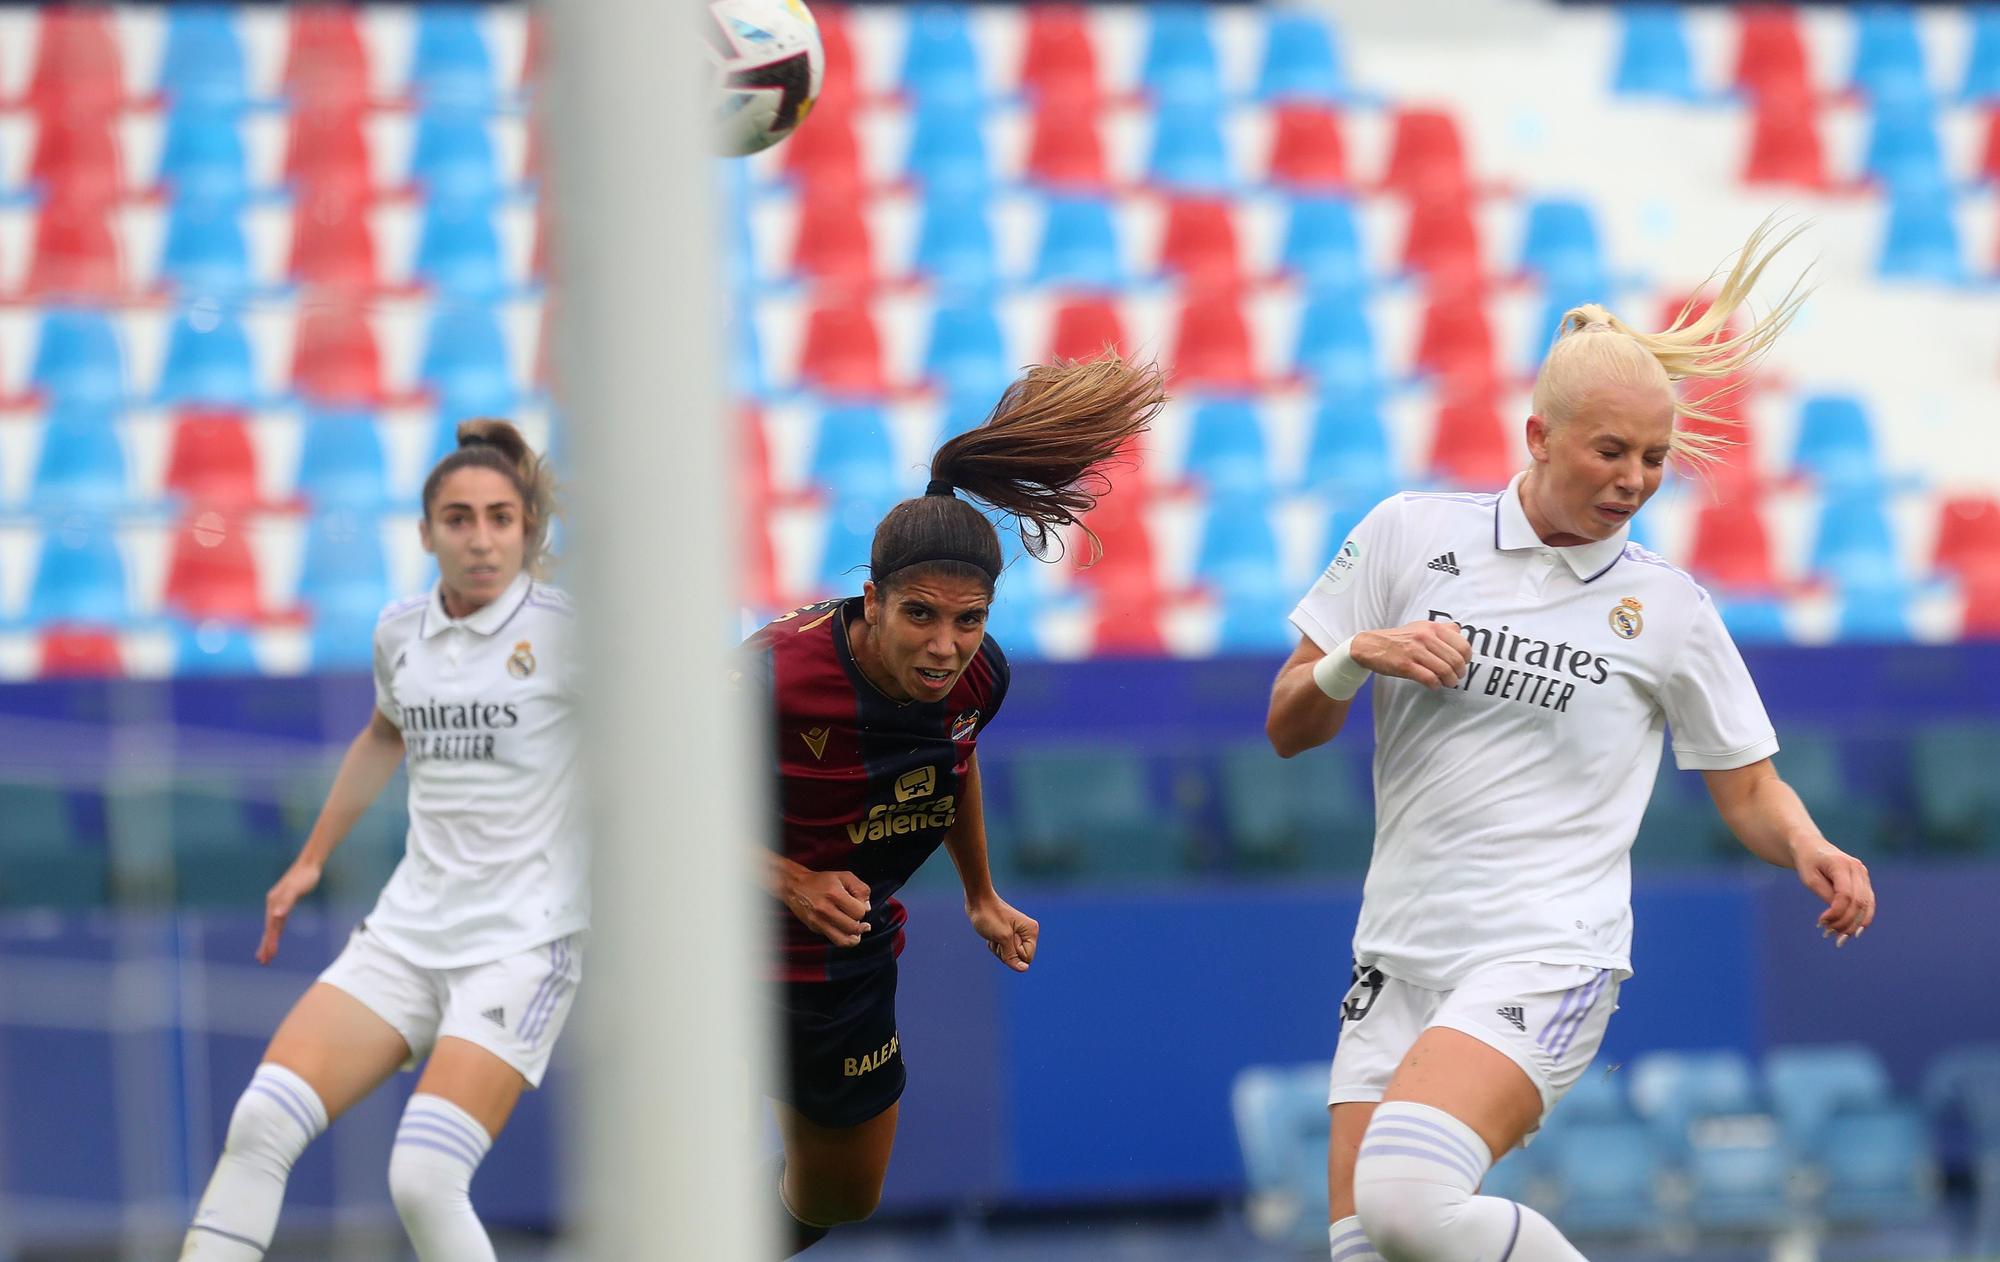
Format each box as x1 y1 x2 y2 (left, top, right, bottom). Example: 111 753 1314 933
1493 471 1628 583
421 570 535 639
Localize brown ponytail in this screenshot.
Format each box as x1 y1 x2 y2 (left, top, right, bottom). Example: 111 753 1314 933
421 418 560 577
869 356 1166 591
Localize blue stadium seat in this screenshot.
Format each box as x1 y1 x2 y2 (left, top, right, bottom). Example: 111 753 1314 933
411 5 497 113
923 303 1009 400
1878 188 1965 283
1808 487 1899 579
1185 400 1269 496
172 619 259 676
297 409 392 510
730 309 768 399
1293 289 1380 397
1864 92 1947 194
1921 1043 2000 1174
1216 585 1296 654
27 518 127 624
979 573 1044 661
1629 1049 1759 1146
900 5 982 111
1850 5 1929 100
1716 593 1792 644
0 780 105 909
1612 5 1698 99
1142 5 1222 107
414 199 508 300
157 107 249 207
159 7 249 111
1772 726 1891 858
410 110 502 208
1765 1044 1891 1151
1966 6 2000 101
31 410 127 513
1256 13 1348 102
1685 1114 1797 1233
159 306 259 409
1304 397 1393 494
905 105 991 200
159 200 253 300
1033 195 1125 290
818 495 896 590
1552 1067 1634 1127
1231 1064 1334 1249
1544 1119 1669 1235
310 602 380 671
31 308 124 409
1009 746 1187 877
1791 394 1882 489
1817 1103 1939 1226
1517 199 1607 292
914 192 998 295
809 405 902 503
1217 741 1372 871
1835 572 1914 642
298 510 390 622
1280 196 1367 292
1909 723 2000 853
1196 491 1282 593
421 306 518 419
936 387 996 444
1148 102 1233 192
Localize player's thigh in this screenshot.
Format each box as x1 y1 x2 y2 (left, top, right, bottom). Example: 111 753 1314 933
777 1098 900 1216
1380 1027 1543 1165
264 982 413 1122
1327 1101 1375 1223
413 1036 530 1138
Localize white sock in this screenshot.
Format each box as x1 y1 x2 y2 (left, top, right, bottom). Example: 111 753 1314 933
180 1064 329 1260
389 1094 497 1262
1352 1101 1585 1262
1332 1214 1386 1261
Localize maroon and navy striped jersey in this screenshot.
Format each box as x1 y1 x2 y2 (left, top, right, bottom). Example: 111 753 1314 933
746 597 1010 982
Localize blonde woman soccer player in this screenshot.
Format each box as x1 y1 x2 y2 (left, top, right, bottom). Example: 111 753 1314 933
1266 222 1877 1262
181 421 581 1262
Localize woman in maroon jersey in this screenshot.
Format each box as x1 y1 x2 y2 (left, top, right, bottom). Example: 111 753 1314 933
746 356 1166 1255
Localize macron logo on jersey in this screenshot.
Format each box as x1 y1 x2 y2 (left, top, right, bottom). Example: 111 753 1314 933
1427 552 1461 576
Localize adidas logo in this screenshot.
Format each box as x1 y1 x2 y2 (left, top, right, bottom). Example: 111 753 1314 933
1496 1005 1526 1032
1427 552 1461 576
482 1007 506 1028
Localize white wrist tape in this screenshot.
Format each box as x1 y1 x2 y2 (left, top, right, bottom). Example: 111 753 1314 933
1310 637 1371 701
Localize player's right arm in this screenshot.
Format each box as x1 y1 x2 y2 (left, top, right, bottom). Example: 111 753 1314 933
1266 622 1474 758
765 853 873 949
258 709 407 963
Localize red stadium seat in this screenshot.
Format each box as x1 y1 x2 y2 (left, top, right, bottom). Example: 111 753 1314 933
164 412 261 509
1959 557 2000 637
1399 195 1482 286
164 509 264 622
290 192 379 294
285 107 376 206
1158 198 1241 292
284 7 372 113
1656 290 1746 345
1933 495 2000 575
789 199 876 292
1742 86 1829 189
796 302 887 397
1380 108 1469 199
1266 104 1349 191
1687 494 1778 592
1732 7 1812 101
1678 373 1759 498
742 505 781 611
1020 5 1101 108
813 5 859 119
1413 282 1495 379
1425 386 1513 488
1979 108 2000 185
1089 569 1168 655
26 9 126 120
38 627 123 678
1025 103 1108 190
1047 298 1127 362
29 117 124 211
1169 295 1257 392
781 107 864 198
293 304 386 406
24 199 123 301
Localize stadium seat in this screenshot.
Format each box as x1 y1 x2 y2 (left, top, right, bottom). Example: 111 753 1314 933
1159 198 1243 292
1292 288 1380 397
168 799 285 908
0 781 106 909
297 409 391 510
1217 742 1372 873
795 302 888 397
1612 5 1698 100
1685 1113 1797 1233
1958 558 2000 638
1381 108 1469 200
1148 101 1234 193
290 192 379 293
1551 1066 1633 1129
1629 1049 1760 1145
1231 1064 1335 1249
1009 747 1187 877
1966 7 2000 101
1878 187 1965 283
1399 196 1483 287
1215 583 1295 653
293 304 386 406
421 305 518 417
914 192 997 294
31 411 127 513
1025 102 1108 191
1716 592 1792 644
1790 394 1882 489
411 5 497 113
1850 5 1929 101
1413 281 1495 380
31 308 125 409
283 6 372 113
1864 91 1947 194
905 104 991 200
158 200 253 300
1632 751 1728 868
1516 198 1606 291
1922 1043 2000 1176
1169 295 1257 392
173 619 260 676
1266 106 1351 192
1742 84 1830 188
789 198 875 292
308 601 379 670
284 106 376 206
1141 5 1223 107
163 411 260 509
1835 572 1913 642
27 519 127 625
1909 723 2000 852
25 199 125 302
1765 1044 1892 1151
1772 727 1890 856
1033 196 1125 290
157 107 250 207
1686 495 1777 592
38 626 124 678
781 105 863 199
816 494 894 591
164 509 264 622
158 306 259 409
29 116 124 210
1256 12 1348 103
1185 401 1268 497
409 110 502 208
809 404 902 503
414 198 509 299
26 8 126 120
1280 195 1365 291
158 7 248 111
1733 7 1812 100
900 5 983 111
299 510 390 621
1047 297 1128 362
1808 487 1898 580
730 308 769 399
1197 490 1283 591
923 302 1009 399
1543 1119 1670 1235
1020 5 1101 108
1426 387 1513 489
1086 566 1168 655
1304 397 1393 494
1935 495 2000 574
1816 1103 1939 1227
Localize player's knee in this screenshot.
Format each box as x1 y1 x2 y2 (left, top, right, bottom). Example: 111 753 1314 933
223 1066 327 1173
387 1142 471 1224
1350 1103 1485 1262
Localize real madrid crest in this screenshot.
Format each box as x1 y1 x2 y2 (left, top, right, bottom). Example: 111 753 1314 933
507 640 537 678
1608 597 1644 640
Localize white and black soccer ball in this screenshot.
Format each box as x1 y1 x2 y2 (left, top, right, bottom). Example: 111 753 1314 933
705 0 825 157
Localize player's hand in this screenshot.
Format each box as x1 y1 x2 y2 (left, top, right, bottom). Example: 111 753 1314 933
1792 839 1875 946
967 894 1038 972
784 868 874 948
257 861 323 964
1352 620 1474 690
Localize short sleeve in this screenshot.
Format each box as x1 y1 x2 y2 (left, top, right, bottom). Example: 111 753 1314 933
1657 591 1778 771
1290 496 1403 652
372 620 403 725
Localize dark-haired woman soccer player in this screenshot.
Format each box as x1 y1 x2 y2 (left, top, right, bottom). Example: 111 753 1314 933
181 421 582 1262
749 357 1166 1255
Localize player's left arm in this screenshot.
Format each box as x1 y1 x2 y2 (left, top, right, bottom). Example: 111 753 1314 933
942 751 1038 972
1702 758 1875 945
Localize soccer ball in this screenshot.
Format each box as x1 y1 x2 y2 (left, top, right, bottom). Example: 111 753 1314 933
706 0 825 157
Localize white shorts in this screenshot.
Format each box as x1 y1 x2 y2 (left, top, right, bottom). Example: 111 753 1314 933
1327 960 1620 1124
318 923 584 1088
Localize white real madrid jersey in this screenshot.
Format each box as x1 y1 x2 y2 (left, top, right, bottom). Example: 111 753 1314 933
1290 473 1776 988
367 571 588 968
